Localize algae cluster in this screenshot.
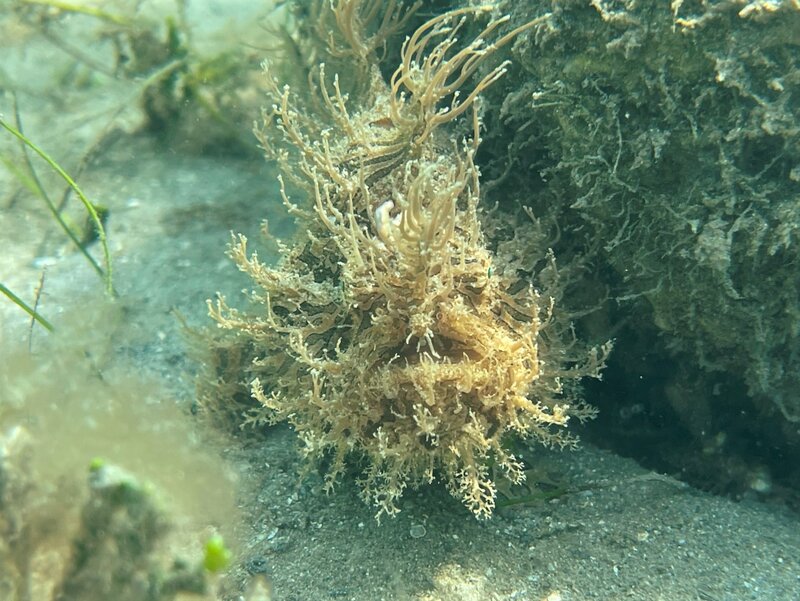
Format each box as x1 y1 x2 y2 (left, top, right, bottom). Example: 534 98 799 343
204 2 607 519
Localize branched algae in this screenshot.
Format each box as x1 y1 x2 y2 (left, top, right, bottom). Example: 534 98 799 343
207 3 609 519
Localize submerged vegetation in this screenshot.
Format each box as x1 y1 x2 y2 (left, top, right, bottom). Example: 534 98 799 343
0 117 113 292
2 0 799 597
0 113 113 334
0 0 269 334
205 2 608 519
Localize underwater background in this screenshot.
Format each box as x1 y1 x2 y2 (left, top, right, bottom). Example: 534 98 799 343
1 1 799 600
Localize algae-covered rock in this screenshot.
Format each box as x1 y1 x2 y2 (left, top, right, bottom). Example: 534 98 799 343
0 442 217 601
473 0 800 489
